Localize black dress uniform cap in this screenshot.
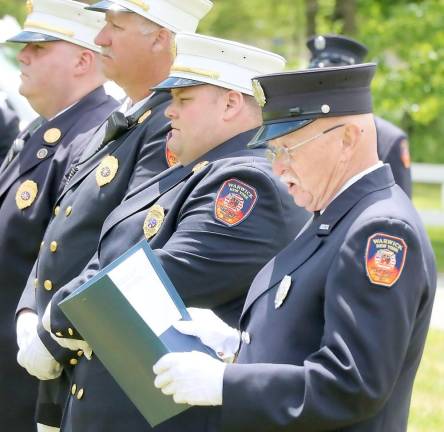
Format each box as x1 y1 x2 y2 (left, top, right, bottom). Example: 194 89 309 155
307 34 368 68
248 62 376 148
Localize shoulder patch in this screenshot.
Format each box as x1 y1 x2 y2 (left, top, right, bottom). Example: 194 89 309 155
214 178 257 227
365 232 407 287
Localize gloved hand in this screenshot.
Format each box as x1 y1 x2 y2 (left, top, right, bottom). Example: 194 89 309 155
42 302 92 360
16 310 39 350
153 351 226 406
173 308 240 362
17 332 62 380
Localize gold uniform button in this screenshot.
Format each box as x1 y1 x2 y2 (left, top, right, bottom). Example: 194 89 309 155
65 206 73 217
44 280 53 291
54 206 60 216
71 384 77 395
69 358 78 366
43 128 62 144
55 331 63 337
50 241 58 252
77 350 84 357
77 388 84 400
68 328 74 336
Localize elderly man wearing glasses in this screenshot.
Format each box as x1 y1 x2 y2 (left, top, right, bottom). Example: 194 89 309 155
154 64 437 432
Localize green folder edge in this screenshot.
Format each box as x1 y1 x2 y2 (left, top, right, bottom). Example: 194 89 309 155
59 240 193 427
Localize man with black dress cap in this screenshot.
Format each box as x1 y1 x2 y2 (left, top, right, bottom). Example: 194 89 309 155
153 64 436 432
306 34 412 197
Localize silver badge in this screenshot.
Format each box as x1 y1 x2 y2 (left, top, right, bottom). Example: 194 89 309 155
274 275 292 309
36 148 48 159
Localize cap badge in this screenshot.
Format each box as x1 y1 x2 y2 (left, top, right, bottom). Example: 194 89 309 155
321 104 331 114
128 0 149 11
44 128 62 144
26 0 33 14
143 204 165 240
275 275 292 309
314 36 326 51
16 180 38 210
36 148 48 159
252 79 266 107
192 161 209 173
96 155 119 187
137 110 152 124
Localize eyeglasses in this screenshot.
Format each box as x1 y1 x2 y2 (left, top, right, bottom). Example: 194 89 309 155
265 123 345 163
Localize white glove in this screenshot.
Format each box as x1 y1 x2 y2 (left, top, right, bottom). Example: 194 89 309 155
37 423 60 432
153 351 226 406
17 333 62 380
16 310 39 350
42 302 92 360
173 308 240 362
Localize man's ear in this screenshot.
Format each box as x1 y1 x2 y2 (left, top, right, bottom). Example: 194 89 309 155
74 49 94 76
222 90 244 121
151 28 172 54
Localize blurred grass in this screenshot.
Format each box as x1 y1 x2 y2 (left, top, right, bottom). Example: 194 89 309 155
408 329 444 432
413 183 442 210
412 182 444 272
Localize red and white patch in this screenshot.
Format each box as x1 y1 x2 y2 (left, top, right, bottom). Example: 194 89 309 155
214 179 257 227
400 139 411 169
365 232 408 287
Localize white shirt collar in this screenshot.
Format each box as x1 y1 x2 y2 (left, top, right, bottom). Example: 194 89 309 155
121 93 153 116
320 161 384 214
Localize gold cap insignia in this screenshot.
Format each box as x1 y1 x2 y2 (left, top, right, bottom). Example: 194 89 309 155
26 0 33 14
16 180 38 210
137 110 152 124
36 148 48 159
274 275 292 309
43 128 62 144
252 79 266 107
96 155 119 187
143 204 165 240
192 161 209 173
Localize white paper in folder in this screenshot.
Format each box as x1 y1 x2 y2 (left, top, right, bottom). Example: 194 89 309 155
107 249 182 336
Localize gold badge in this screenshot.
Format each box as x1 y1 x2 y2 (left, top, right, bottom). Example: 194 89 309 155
43 128 62 144
252 79 266 107
192 161 209 173
274 275 292 309
96 155 119 187
137 110 152 124
143 205 165 240
36 148 48 159
16 180 38 210
26 0 33 14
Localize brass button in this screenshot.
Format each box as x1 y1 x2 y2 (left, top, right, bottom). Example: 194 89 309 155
55 331 63 337
77 388 84 400
71 384 77 395
44 280 53 291
65 206 72 217
50 241 58 252
77 350 84 357
68 328 74 336
54 206 60 216
34 279 39 288
69 358 78 366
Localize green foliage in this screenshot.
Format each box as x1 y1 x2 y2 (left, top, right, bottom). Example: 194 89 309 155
0 0 26 23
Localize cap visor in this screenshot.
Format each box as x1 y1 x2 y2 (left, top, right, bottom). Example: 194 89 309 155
151 77 204 92
7 31 60 43
248 119 314 148
85 1 130 12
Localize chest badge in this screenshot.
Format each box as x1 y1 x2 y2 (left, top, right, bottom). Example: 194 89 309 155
96 155 119 187
143 204 165 240
274 275 292 309
43 128 62 144
16 180 38 210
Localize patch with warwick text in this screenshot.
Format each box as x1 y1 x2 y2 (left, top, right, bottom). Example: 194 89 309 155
365 233 407 287
214 178 257 227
